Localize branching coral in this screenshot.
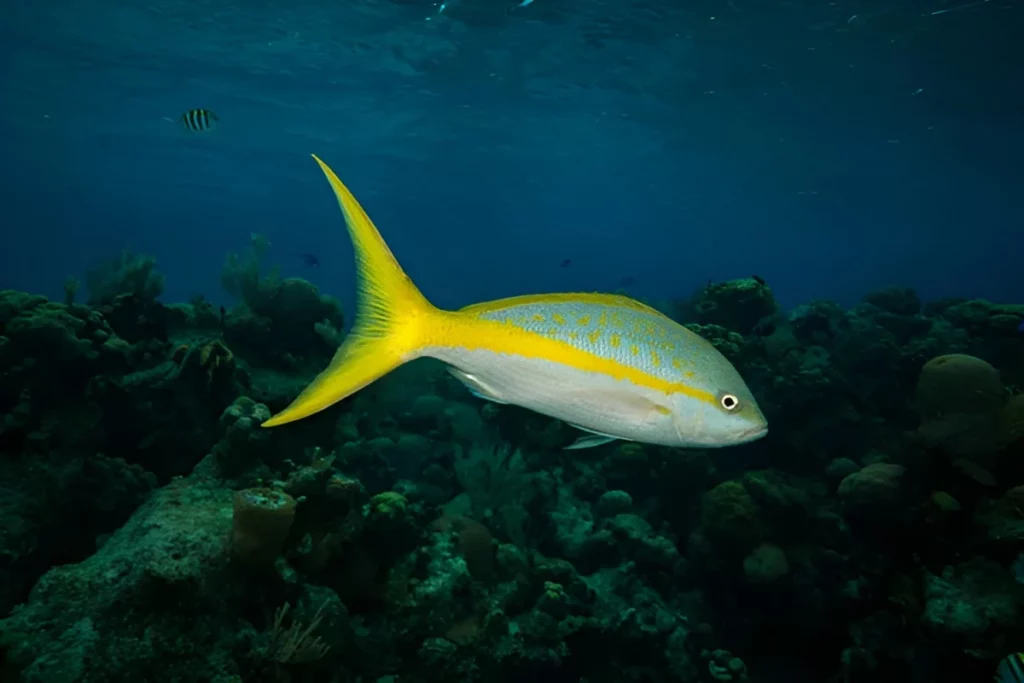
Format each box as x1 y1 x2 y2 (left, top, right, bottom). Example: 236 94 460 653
85 250 165 306
220 233 277 310
218 234 344 367
265 600 330 664
453 439 536 547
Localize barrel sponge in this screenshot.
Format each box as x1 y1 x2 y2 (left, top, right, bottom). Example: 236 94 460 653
916 354 1003 417
231 487 297 567
455 518 495 582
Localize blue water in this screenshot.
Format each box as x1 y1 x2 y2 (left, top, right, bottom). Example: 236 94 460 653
1 0 1021 314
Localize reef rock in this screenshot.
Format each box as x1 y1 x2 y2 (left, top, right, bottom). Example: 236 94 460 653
0 477 244 682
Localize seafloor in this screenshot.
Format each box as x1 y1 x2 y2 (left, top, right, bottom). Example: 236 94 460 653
0 248 1021 683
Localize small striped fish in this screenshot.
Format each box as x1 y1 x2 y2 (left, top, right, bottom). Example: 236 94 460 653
997 653 1024 683
261 156 768 450
180 108 218 132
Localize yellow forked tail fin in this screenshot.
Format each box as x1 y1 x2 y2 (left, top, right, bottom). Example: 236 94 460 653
261 155 438 428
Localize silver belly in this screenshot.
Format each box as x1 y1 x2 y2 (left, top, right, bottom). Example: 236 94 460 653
423 345 679 445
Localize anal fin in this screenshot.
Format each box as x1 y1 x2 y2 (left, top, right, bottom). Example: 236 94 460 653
448 367 510 405
564 422 627 450
565 434 619 450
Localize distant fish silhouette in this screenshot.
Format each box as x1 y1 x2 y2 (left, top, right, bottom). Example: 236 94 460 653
180 108 218 133
617 276 637 288
299 253 320 268
752 275 766 286
559 259 571 268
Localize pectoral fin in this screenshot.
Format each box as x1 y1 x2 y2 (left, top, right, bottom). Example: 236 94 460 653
560 388 672 450
565 389 673 419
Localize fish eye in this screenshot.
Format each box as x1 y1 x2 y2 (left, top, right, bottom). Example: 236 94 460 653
720 393 740 411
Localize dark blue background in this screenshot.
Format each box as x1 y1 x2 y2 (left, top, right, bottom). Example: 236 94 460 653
1 0 1020 313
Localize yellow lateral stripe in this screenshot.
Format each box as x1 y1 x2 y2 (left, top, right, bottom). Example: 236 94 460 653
432 312 717 404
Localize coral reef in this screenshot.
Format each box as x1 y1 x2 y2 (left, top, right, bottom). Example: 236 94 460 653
220 233 344 372
0 263 1022 683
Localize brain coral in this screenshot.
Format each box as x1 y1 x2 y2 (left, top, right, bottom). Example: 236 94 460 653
915 354 1003 417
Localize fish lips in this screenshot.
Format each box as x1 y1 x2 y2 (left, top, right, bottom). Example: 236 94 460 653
737 423 769 444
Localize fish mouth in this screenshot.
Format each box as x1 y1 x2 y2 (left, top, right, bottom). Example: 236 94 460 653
739 424 769 443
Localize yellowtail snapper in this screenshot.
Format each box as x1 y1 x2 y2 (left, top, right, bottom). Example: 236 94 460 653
262 156 767 450
181 108 218 133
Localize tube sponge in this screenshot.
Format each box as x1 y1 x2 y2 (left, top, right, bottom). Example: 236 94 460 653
231 488 297 568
